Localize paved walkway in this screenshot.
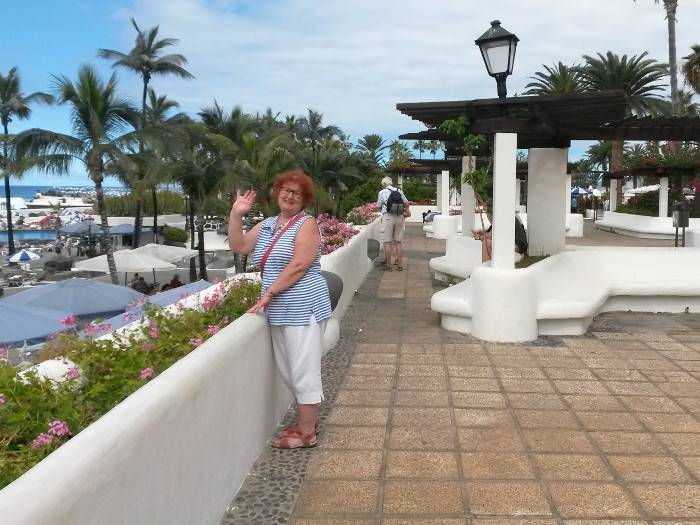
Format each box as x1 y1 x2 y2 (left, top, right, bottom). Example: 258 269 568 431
226 224 700 524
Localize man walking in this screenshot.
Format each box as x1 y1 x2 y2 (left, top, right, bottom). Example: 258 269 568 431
377 176 410 271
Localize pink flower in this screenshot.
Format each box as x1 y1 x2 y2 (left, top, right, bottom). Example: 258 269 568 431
221 316 230 325
48 420 71 437
122 312 137 322
212 277 221 284
140 367 154 380
31 432 54 449
207 325 220 335
0 347 7 360
141 342 156 351
149 321 159 339
60 315 79 327
189 338 203 347
202 294 221 311
65 367 80 380
0 393 5 405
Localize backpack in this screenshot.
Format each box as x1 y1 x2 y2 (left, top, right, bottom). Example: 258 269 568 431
386 188 405 216
515 214 528 254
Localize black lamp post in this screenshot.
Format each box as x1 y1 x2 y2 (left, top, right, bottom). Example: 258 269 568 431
475 20 519 99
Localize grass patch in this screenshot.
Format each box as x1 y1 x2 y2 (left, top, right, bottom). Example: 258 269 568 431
516 255 548 268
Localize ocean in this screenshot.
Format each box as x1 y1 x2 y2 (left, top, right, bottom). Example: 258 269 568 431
7 185 128 201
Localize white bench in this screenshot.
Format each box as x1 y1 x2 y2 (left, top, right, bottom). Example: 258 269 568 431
429 236 483 280
596 211 700 239
432 246 700 340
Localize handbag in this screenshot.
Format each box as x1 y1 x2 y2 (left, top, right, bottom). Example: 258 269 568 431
259 213 304 277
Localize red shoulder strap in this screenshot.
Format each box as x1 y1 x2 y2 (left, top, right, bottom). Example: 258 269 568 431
260 213 305 277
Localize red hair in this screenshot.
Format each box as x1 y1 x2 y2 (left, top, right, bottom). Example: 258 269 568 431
272 169 315 210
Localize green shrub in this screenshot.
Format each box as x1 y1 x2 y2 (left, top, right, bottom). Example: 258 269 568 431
43 256 74 273
163 226 188 243
402 178 435 203
98 191 186 216
0 281 260 489
340 176 383 217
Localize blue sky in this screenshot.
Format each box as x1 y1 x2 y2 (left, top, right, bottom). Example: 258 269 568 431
5 0 700 187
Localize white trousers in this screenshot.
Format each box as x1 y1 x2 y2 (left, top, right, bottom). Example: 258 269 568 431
270 314 326 404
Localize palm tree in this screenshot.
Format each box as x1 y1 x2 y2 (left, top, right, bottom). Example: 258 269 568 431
99 18 194 248
168 121 238 280
412 139 427 159
15 66 140 284
386 141 412 172
635 0 679 114
0 67 53 255
298 109 340 154
427 140 442 159
586 140 613 172
523 62 584 95
235 130 295 216
580 51 668 200
682 45 700 93
355 134 389 166
199 101 256 145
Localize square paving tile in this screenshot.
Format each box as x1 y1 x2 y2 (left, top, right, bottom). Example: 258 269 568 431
553 380 609 395
294 480 379 515
496 367 547 379
458 428 525 452
355 343 399 354
306 450 383 479
382 519 468 525
452 391 507 408
465 481 552 516
617 395 685 413
515 410 579 429
389 426 456 450
400 354 444 365
398 375 448 391
382 480 464 514
327 407 389 426
394 390 450 407
343 375 395 391
501 379 554 393
589 431 664 454
335 389 392 407
637 413 700 433
576 412 643 431
461 452 535 480
399 364 446 377
630 484 700 518
447 365 495 377
523 429 595 453
385 451 460 479
319 425 386 450
453 408 514 427
353 353 398 364
547 482 640 518
544 368 596 380
654 433 700 455
607 455 691 483
534 453 613 481
680 455 700 477
563 395 625 411
449 377 501 392
508 393 566 410
392 407 452 426
290 519 374 525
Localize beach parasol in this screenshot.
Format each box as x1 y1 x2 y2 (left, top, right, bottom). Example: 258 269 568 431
571 187 590 195
133 243 197 263
7 249 41 262
75 249 176 274
58 222 104 236
0 302 72 346
1 277 144 318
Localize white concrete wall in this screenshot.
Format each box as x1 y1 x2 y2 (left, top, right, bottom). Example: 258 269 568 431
461 156 476 235
609 180 618 212
596 212 700 239
0 220 379 525
659 177 669 218
526 148 568 256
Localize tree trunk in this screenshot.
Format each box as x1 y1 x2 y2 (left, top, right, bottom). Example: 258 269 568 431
131 197 143 248
666 1 679 115
196 209 208 281
132 77 150 248
152 187 158 243
611 139 624 204
2 124 15 255
189 197 197 282
94 174 119 285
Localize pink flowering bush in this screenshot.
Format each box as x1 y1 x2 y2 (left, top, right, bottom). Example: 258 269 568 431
345 202 379 225
0 280 260 489
317 214 358 255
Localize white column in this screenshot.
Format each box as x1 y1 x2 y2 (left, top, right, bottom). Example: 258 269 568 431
491 133 518 269
659 177 669 218
397 174 403 189
515 179 522 209
565 175 572 215
526 148 568 256
609 180 618 212
461 156 476 235
436 173 443 212
439 169 450 213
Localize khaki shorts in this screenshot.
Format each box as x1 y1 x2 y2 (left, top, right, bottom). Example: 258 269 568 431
381 213 405 243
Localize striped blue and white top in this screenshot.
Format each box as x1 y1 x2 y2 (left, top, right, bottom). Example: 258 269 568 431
252 214 332 326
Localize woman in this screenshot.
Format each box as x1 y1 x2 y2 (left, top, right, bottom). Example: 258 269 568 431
228 169 331 449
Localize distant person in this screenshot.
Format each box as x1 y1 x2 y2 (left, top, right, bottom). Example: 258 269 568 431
130 273 140 287
377 176 410 271
132 276 149 294
473 213 527 263
169 274 183 289
160 283 171 292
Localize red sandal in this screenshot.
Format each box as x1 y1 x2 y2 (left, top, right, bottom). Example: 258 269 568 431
279 419 321 438
271 430 317 449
